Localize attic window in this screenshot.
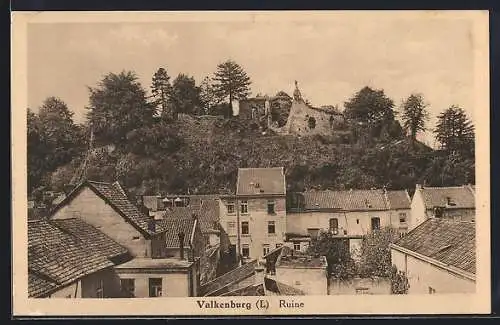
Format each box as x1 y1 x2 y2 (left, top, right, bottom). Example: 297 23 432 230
446 197 456 206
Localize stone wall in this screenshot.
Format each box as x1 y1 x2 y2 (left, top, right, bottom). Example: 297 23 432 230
283 101 344 136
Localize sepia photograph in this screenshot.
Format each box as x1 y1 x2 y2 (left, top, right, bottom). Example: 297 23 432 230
11 10 490 316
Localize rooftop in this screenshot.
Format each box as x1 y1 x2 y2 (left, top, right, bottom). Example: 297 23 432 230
237 167 286 196
200 259 258 296
392 218 475 276
296 189 410 211
156 216 197 248
28 218 128 297
114 257 194 270
418 185 475 209
274 246 328 269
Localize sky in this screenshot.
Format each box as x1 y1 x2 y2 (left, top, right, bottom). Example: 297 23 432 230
27 14 476 147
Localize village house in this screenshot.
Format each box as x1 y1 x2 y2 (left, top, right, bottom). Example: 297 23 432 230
390 218 476 294
409 184 475 230
48 180 203 297
219 167 287 261
286 188 411 255
28 218 130 298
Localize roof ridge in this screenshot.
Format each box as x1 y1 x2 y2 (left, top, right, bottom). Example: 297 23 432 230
87 180 113 185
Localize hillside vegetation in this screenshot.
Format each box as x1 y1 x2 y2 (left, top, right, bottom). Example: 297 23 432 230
28 67 475 200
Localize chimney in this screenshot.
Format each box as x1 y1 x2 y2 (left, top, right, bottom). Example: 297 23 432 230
178 232 185 260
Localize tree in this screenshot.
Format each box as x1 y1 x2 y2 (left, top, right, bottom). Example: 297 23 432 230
307 230 357 279
170 74 202 116
434 105 475 154
400 93 429 143
199 76 218 114
390 265 410 294
27 98 83 193
87 71 154 143
212 60 252 110
344 87 396 140
151 67 173 119
358 227 399 278
344 87 395 124
271 91 292 127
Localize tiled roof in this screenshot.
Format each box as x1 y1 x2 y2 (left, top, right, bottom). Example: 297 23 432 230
200 259 258 296
87 181 161 236
157 217 196 248
264 277 305 295
237 168 286 196
52 218 129 260
28 219 122 297
386 190 411 210
301 189 387 211
419 185 475 209
393 218 475 275
198 200 220 233
220 283 265 296
28 272 58 298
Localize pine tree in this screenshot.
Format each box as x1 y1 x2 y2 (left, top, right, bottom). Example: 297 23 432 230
212 60 252 111
434 105 475 154
400 93 429 142
151 67 173 119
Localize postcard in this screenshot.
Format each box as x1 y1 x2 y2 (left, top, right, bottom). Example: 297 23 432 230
12 10 490 316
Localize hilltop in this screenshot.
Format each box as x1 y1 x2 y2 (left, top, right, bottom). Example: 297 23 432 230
44 112 465 198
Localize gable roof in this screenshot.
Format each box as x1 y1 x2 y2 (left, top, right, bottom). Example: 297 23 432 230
386 190 411 210
418 185 475 209
392 218 475 276
297 189 411 211
157 217 197 248
51 218 129 260
199 259 258 296
28 218 128 297
51 180 162 237
301 189 386 211
198 199 220 233
237 167 286 196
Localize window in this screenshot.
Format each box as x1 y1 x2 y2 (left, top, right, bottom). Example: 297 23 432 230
307 228 320 239
241 221 249 235
132 236 140 240
371 217 380 231
399 213 407 223
242 244 250 258
96 279 104 298
428 287 436 294
120 279 135 298
356 219 359 224
263 244 270 256
227 221 236 234
276 243 283 248
294 243 301 251
268 221 276 234
227 201 235 214
267 200 275 214
240 201 248 214
329 218 339 232
149 278 162 297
